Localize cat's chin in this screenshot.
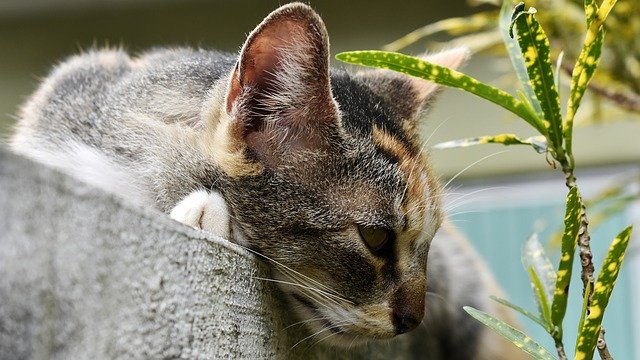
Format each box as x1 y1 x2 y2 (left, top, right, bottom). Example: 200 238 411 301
285 291 399 348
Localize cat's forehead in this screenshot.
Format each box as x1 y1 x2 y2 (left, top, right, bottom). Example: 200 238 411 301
326 70 442 239
330 71 416 143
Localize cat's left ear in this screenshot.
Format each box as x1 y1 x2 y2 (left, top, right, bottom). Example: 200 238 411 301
356 47 469 118
224 3 340 168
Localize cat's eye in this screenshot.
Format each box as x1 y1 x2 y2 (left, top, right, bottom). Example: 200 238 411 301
357 225 393 252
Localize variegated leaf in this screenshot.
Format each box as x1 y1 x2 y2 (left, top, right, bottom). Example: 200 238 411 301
463 306 556 360
335 51 544 133
510 6 563 150
563 0 614 157
500 0 543 119
575 225 633 360
550 187 581 338
433 133 547 153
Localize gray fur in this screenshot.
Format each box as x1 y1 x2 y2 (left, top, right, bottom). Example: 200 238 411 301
10 3 521 358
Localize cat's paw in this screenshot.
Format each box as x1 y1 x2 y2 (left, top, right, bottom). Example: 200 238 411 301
170 189 231 238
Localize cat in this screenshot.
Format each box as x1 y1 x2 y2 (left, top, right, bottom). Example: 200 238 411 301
10 2 525 359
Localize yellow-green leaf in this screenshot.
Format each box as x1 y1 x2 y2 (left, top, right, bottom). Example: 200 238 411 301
550 187 582 338
527 266 553 331
575 225 633 360
523 234 557 308
500 0 543 119
490 295 548 330
433 133 547 153
510 6 563 151
564 0 613 161
335 51 546 134
463 306 556 360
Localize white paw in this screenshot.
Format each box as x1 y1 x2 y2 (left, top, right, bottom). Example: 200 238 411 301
170 189 231 238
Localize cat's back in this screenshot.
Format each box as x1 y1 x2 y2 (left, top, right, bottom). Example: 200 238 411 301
11 47 235 152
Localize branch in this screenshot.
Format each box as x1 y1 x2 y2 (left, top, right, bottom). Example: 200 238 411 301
597 328 613 360
562 163 612 359
588 82 640 113
555 339 568 360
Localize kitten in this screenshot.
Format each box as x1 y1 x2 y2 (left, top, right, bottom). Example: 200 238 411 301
10 3 523 358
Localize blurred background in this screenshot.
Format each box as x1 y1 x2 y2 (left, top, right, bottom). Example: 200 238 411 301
1 0 638 357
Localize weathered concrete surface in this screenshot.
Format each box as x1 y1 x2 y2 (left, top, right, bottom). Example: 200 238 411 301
0 149 426 359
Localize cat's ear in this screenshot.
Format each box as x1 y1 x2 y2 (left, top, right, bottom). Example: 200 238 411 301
356 47 469 118
224 3 339 167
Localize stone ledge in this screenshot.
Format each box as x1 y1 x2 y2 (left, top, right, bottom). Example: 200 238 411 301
0 149 422 359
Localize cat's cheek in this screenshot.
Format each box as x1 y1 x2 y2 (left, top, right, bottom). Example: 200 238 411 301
169 189 231 239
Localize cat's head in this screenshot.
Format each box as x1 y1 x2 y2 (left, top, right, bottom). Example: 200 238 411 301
207 3 467 345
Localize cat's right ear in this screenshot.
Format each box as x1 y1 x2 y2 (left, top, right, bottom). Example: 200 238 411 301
223 3 340 168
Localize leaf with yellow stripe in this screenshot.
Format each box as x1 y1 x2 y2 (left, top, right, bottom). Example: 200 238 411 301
510 5 563 151
499 0 543 119
463 306 556 360
564 0 615 160
550 187 581 339
335 51 545 135
433 133 547 153
574 225 633 360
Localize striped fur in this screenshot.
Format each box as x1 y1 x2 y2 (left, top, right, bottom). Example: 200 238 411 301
10 3 525 358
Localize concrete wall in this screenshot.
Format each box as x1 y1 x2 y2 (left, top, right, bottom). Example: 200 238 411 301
0 149 426 359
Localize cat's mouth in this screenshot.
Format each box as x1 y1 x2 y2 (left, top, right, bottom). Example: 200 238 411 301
288 292 397 347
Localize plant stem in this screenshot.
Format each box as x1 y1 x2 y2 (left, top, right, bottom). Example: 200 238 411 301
555 338 568 360
560 156 612 359
597 328 613 360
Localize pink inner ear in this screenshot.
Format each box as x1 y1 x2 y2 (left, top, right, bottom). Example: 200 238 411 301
242 20 303 88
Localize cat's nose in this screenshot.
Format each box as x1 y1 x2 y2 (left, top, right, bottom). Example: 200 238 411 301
393 307 422 334
391 280 426 334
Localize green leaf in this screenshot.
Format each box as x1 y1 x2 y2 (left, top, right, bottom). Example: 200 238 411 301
490 295 548 330
510 6 563 151
564 30 604 162
523 234 557 307
433 134 547 153
550 187 582 338
463 306 557 360
584 0 599 27
576 280 591 350
565 0 618 162
500 0 543 118
575 225 633 360
527 266 553 330
335 51 546 134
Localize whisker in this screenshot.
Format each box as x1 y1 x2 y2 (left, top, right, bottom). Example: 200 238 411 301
252 275 347 306
424 116 452 148
441 150 509 192
308 328 345 349
425 291 447 305
231 242 351 302
446 210 481 218
444 186 508 209
348 334 361 350
283 315 330 331
290 320 351 350
445 219 471 224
